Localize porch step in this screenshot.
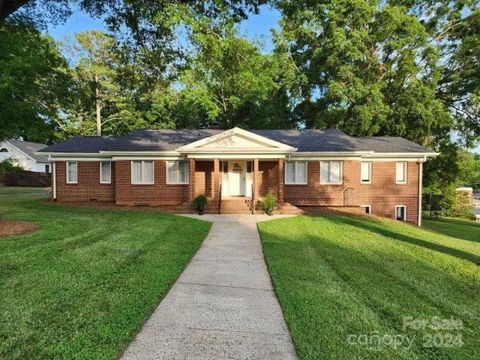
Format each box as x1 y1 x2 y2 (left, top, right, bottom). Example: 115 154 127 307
275 203 304 215
219 198 252 214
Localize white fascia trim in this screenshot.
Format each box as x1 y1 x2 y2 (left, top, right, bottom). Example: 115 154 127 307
42 152 110 157
50 157 111 161
188 154 286 159
112 156 185 160
362 152 438 158
177 127 297 152
100 151 181 156
185 148 294 155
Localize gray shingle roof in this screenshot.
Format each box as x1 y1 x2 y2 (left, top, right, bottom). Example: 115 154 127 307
7 139 49 162
39 129 433 154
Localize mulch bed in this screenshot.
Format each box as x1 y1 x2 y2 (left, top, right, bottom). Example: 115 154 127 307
0 220 40 237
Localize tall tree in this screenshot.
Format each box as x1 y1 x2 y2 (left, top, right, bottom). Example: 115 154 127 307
0 18 71 141
60 31 140 136
274 0 479 195
166 23 295 129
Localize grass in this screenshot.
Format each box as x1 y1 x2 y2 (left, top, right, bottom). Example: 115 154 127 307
258 214 480 359
423 216 480 243
0 186 49 195
0 195 211 359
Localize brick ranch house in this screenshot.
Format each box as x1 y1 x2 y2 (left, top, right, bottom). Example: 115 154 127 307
38 127 436 225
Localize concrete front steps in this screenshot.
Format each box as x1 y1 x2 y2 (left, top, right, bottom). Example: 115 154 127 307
218 197 252 214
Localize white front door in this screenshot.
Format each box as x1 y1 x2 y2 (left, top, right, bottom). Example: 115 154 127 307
228 161 246 196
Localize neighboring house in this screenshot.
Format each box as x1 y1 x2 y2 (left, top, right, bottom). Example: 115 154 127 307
38 127 436 225
0 139 51 173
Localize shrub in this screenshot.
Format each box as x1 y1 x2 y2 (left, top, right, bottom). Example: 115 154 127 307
261 192 277 215
0 159 22 173
192 194 208 214
444 206 476 221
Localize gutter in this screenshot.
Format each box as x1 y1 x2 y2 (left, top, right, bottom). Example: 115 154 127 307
50 155 57 201
417 155 426 226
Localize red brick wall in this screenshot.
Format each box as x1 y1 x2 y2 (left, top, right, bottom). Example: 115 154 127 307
259 161 279 197
284 160 420 224
356 161 420 224
54 159 421 224
194 161 213 197
115 160 189 206
55 161 115 202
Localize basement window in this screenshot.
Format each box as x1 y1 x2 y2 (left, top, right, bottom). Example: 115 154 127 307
360 205 371 215
395 205 407 221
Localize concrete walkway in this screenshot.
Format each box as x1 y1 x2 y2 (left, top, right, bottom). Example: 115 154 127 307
121 214 297 360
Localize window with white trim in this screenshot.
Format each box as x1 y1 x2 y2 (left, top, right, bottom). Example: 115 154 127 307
66 161 77 184
320 161 343 184
166 161 189 184
395 205 407 221
44 164 50 173
100 161 111 184
360 205 371 215
131 160 154 184
396 162 407 184
285 161 307 185
360 161 372 183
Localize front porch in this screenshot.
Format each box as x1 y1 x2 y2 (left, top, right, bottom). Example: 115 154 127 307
188 159 288 214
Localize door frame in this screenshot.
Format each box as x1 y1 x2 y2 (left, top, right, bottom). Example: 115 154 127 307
228 160 246 196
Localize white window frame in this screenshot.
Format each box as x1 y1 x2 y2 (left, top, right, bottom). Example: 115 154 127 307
100 161 112 184
360 161 372 184
131 160 155 185
320 161 343 185
396 161 407 184
360 204 372 215
284 161 308 185
66 161 77 184
395 205 407 221
166 161 189 185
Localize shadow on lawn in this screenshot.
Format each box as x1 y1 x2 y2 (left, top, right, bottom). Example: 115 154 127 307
321 215 480 266
423 217 480 243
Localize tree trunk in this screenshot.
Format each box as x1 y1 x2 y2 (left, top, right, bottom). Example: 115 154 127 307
94 73 102 136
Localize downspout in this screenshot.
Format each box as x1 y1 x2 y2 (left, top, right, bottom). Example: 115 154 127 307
417 156 426 226
51 156 57 201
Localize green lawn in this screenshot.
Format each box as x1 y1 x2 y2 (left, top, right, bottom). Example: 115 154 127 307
258 214 480 359
423 216 480 243
0 186 49 195
0 195 211 359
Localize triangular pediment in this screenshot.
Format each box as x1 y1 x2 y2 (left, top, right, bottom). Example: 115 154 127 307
177 128 296 153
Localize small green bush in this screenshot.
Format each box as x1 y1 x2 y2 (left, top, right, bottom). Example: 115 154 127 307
0 159 22 173
444 206 476 221
261 192 277 215
192 194 208 214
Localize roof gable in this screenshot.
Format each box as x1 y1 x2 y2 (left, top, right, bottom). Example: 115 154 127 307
4 139 48 162
177 128 296 153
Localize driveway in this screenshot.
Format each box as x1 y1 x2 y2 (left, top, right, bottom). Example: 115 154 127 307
121 214 297 360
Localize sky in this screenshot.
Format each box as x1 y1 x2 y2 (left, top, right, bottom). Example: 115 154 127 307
47 5 281 51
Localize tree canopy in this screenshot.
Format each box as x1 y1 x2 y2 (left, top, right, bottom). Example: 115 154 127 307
0 18 71 141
